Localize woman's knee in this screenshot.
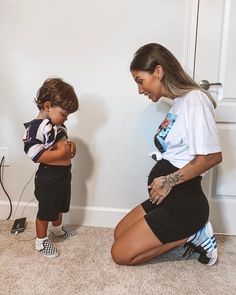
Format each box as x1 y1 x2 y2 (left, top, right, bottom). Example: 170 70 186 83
113 205 145 241
111 242 133 265
113 225 121 241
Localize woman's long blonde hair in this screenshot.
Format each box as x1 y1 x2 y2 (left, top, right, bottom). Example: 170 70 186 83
130 43 216 108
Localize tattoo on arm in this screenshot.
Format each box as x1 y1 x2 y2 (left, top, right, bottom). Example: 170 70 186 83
161 171 185 189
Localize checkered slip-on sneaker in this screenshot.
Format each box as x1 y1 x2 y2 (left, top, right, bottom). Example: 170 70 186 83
51 226 77 239
183 221 217 266
36 239 59 258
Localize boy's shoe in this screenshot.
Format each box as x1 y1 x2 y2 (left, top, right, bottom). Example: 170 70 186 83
50 226 77 239
183 221 217 266
35 239 60 258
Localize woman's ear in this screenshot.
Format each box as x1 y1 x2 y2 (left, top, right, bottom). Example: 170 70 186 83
153 65 164 80
43 101 51 112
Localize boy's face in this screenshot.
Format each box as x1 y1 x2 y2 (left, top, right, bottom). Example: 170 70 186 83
44 102 69 125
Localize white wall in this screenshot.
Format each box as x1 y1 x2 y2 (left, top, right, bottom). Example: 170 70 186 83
0 0 196 226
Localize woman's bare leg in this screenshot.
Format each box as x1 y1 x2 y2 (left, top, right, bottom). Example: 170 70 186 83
111 215 188 265
114 205 146 240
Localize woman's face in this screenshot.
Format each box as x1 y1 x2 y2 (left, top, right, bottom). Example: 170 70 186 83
131 66 167 102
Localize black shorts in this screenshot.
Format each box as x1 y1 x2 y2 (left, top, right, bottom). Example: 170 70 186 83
34 164 72 221
142 159 209 244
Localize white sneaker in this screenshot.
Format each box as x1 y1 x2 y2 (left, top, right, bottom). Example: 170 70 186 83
51 226 77 239
36 239 59 258
183 221 217 266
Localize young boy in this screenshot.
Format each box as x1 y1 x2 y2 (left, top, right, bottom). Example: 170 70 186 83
23 78 79 258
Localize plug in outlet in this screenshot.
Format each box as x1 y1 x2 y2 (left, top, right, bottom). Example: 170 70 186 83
0 147 10 166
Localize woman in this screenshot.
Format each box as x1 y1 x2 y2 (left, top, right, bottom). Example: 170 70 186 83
111 43 222 266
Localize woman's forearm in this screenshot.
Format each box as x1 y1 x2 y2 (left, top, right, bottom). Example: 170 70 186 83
164 152 223 188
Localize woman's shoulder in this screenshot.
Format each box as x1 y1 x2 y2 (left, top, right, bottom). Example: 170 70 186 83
182 89 213 109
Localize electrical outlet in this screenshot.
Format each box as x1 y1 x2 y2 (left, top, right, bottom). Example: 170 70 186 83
0 147 10 166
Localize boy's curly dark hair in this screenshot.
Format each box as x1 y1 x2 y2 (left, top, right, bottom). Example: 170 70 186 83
34 78 79 113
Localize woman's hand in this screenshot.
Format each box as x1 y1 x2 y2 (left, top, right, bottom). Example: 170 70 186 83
148 153 222 205
148 176 173 205
148 171 185 205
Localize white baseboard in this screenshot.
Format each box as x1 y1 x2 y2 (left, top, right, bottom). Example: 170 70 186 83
0 201 129 228
1 200 236 234
209 199 236 235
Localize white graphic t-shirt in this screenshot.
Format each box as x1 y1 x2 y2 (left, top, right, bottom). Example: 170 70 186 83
152 90 222 168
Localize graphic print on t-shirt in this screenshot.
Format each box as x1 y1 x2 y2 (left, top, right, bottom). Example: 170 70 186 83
154 112 177 153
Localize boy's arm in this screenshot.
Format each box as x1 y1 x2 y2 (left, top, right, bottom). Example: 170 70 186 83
67 141 76 158
36 141 71 164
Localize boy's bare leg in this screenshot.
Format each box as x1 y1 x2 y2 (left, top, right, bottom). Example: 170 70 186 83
36 218 49 238
52 213 62 227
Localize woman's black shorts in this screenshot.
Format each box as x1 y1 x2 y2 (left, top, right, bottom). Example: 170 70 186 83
34 164 72 221
142 159 209 244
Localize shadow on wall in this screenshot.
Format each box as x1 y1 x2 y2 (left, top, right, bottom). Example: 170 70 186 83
71 137 93 206
137 97 172 150
68 94 108 223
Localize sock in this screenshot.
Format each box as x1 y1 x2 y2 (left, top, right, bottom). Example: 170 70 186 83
36 236 48 243
187 224 206 243
187 233 196 242
187 230 201 243
51 224 65 236
35 236 48 250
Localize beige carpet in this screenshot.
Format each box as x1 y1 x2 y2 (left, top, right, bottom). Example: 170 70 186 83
0 220 236 295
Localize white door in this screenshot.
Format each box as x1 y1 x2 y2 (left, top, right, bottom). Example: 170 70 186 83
195 0 236 234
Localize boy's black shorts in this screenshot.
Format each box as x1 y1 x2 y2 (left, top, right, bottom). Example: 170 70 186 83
34 164 72 221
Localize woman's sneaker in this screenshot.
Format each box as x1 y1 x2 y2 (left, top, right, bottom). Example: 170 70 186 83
35 239 60 258
183 221 217 266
